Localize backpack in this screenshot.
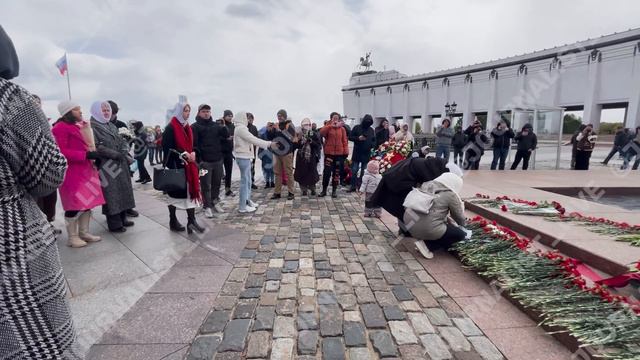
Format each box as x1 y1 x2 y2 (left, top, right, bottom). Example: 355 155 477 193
403 182 436 214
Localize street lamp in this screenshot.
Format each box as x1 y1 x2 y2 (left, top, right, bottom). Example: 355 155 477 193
444 101 457 118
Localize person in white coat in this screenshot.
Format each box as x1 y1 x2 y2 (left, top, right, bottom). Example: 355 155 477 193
233 111 277 213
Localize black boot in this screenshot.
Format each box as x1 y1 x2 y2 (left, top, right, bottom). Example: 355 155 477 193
186 208 205 234
168 205 185 232
318 186 327 197
331 186 337 198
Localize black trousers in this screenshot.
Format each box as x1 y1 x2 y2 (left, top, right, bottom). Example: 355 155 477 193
574 150 592 170
464 149 481 170
425 224 467 251
136 150 151 180
200 160 224 208
510 149 531 170
602 146 620 164
223 153 233 189
322 155 345 190
37 191 58 222
106 211 128 230
453 147 464 166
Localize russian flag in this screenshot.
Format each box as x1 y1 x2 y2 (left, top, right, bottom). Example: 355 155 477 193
55 54 67 76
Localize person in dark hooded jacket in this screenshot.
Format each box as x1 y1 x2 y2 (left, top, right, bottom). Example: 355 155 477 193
510 123 537 170
348 114 376 191
490 120 515 170
375 118 390 147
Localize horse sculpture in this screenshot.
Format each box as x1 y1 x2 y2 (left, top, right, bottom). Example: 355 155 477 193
358 52 372 72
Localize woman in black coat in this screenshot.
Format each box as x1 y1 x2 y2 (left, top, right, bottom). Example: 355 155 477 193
133 121 152 183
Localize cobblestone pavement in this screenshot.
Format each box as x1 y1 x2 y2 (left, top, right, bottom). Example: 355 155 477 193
185 187 505 360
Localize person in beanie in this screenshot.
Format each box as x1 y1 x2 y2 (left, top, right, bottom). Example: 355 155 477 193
132 121 152 184
574 124 597 170
510 123 537 170
294 118 322 195
247 112 260 189
268 109 297 200
451 125 467 167
192 104 228 217
360 160 382 217
490 120 515 170
319 112 349 197
219 109 236 196
435 118 454 161
52 101 106 247
348 114 376 192
0 25 84 359
107 100 127 129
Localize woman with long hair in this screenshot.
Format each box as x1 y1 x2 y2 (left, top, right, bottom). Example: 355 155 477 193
294 118 322 196
162 100 205 233
52 101 106 247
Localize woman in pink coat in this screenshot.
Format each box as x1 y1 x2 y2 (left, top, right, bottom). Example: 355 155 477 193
52 100 105 247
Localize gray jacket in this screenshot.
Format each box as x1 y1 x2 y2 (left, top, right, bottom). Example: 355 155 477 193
403 182 465 240
359 171 381 194
435 126 454 146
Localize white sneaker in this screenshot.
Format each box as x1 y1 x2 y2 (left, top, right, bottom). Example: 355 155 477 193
213 203 225 213
238 206 256 213
247 199 258 208
415 240 434 259
204 207 214 218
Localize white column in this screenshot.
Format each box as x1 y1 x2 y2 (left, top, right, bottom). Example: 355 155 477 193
404 85 411 126
441 78 450 120
462 75 473 128
387 87 393 122
546 62 562 132
370 89 376 116
583 50 602 130
355 91 361 121
626 46 640 129
487 70 498 129
421 82 433 133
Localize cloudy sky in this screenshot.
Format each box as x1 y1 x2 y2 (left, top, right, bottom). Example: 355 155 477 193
3 0 639 127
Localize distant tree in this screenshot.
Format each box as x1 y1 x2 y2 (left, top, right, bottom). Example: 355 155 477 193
563 114 582 134
599 122 624 135
414 122 422 134
475 114 487 129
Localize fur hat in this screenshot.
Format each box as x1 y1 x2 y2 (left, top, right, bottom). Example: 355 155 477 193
367 160 380 174
223 109 233 117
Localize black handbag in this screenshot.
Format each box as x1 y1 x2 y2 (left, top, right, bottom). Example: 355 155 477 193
153 149 187 193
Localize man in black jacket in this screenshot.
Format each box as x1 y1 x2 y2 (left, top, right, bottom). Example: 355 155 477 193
193 104 229 217
510 123 537 170
107 100 127 129
348 114 375 192
219 110 235 196
602 126 626 165
247 113 259 189
463 119 488 170
490 120 515 170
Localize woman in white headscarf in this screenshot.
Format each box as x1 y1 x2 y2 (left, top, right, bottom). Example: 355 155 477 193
403 172 466 259
294 118 322 196
91 100 137 233
394 123 414 142
162 99 205 233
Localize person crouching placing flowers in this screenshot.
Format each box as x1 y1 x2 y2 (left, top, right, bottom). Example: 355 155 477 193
403 172 466 259
359 160 382 217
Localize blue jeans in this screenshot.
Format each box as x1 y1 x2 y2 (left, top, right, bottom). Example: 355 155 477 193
148 147 155 164
435 144 450 162
491 147 509 170
236 158 252 210
351 160 367 189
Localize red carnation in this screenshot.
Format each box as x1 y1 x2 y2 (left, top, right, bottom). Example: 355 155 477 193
500 205 508 212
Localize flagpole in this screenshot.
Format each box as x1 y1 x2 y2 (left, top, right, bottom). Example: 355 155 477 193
65 53 72 100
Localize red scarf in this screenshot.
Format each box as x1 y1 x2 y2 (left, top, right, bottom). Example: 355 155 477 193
170 117 201 203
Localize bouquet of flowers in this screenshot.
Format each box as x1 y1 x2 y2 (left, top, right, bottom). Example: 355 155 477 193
370 140 413 174
118 126 134 141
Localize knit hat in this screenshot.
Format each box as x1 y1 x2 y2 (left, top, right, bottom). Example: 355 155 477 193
58 100 81 116
367 160 380 174
223 109 233 117
108 100 119 114
198 104 211 111
277 109 288 119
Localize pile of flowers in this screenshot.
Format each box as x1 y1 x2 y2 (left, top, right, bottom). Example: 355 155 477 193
469 193 640 246
118 126 135 141
370 140 413 173
455 216 640 359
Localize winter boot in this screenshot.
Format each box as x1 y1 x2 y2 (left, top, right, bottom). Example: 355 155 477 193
65 216 87 248
78 211 101 242
169 205 185 232
186 208 205 234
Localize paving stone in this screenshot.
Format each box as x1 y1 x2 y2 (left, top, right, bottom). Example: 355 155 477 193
276 299 296 316
273 316 296 338
350 274 368 287
284 251 299 260
389 321 419 345
317 279 334 291
317 291 338 305
377 262 394 272
240 249 257 259
392 285 414 301
227 268 250 282
375 291 398 306
405 259 424 271
344 310 362 322
220 282 243 296
213 351 242 360
468 336 504 360
298 276 315 289
368 279 390 292
260 235 276 245
319 304 343 336
415 270 435 283
398 344 428 359
439 297 467 318
315 270 333 279
281 273 297 284
333 271 349 282
218 319 251 352
337 294 357 311
253 306 275 331
213 296 238 311
343 321 367 347
233 299 258 319
201 310 230 334
283 260 299 273
369 330 399 357
355 286 376 304
297 312 318 330
299 258 314 269
269 258 284 268
322 337 346 360
453 318 483 337
411 287 438 307
265 280 280 292
315 261 331 270
270 249 285 259
299 296 316 312
266 268 282 281
407 312 435 334
188 334 221 360
383 305 406 320
420 334 453 360
247 331 271 358
251 263 267 274
453 350 485 360
239 287 262 299
271 338 294 359
334 282 353 295
278 284 296 299
347 263 365 274
297 330 318 355
425 308 453 326
400 301 422 312
349 347 374 360
438 326 471 352
245 274 265 288
259 293 277 306
360 303 386 328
